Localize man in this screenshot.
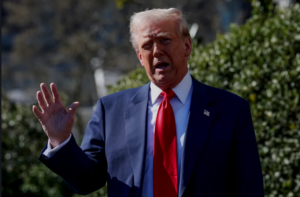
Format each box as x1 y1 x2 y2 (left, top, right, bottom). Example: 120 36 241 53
33 8 264 197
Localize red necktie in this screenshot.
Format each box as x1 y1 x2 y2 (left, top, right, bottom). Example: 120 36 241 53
154 89 178 197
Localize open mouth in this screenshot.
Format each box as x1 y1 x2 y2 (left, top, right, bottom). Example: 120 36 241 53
155 62 169 69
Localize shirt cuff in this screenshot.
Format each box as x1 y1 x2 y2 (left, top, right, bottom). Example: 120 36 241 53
43 134 72 158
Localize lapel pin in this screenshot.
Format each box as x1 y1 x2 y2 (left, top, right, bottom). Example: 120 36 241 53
204 109 210 117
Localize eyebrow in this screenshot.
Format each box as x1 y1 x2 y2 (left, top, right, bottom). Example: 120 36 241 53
141 31 171 39
155 32 170 37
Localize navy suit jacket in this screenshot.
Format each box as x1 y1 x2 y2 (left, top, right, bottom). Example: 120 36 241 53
39 77 264 197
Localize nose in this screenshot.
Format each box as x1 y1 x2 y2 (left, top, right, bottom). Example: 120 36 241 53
153 43 164 57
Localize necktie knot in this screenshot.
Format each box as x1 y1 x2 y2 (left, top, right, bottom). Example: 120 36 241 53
161 89 175 100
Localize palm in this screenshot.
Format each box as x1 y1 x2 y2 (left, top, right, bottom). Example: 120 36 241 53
33 83 79 147
42 103 71 136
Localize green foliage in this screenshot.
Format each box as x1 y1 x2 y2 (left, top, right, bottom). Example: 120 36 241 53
1 93 108 197
252 0 277 16
73 187 107 197
110 3 300 197
190 4 300 196
108 66 149 93
2 2 300 197
1 94 74 197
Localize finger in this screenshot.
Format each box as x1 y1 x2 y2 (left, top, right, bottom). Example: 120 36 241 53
37 91 47 111
32 105 43 119
68 102 80 118
50 83 63 104
40 83 53 105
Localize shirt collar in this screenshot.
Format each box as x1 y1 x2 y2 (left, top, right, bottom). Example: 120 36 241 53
150 70 192 104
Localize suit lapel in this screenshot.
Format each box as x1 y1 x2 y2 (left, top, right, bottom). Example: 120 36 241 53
124 84 150 197
179 78 216 197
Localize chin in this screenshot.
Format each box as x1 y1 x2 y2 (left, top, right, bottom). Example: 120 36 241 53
156 80 173 90
155 75 169 83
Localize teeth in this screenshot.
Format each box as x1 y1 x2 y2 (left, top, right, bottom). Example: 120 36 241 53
156 63 168 69
157 66 166 69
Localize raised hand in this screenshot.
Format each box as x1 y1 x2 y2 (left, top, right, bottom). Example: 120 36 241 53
32 83 80 148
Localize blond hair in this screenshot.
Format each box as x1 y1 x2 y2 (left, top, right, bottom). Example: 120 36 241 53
129 8 190 50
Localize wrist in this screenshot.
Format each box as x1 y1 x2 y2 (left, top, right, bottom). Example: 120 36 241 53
49 134 70 148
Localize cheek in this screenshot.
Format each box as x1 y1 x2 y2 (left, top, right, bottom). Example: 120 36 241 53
144 54 153 66
139 52 149 66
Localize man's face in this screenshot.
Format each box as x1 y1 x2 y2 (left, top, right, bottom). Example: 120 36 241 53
136 19 192 90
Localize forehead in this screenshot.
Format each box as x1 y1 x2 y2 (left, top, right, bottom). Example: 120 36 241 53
138 19 178 39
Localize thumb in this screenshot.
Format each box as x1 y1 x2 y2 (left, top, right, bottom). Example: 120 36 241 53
68 102 80 118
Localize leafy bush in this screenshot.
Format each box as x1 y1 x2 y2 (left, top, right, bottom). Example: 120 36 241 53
110 3 300 197
1 94 75 197
1 94 108 197
2 2 299 197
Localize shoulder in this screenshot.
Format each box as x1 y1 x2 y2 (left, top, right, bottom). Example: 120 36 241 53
194 80 251 121
206 84 247 106
192 78 248 109
97 83 149 108
102 86 143 100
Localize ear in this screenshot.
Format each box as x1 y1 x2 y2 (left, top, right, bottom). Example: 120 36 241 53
184 37 192 58
136 50 144 67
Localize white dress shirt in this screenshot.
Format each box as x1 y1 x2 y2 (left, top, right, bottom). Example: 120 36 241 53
43 71 193 197
142 71 193 197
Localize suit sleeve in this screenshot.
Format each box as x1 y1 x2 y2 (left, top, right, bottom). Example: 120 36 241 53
228 100 264 197
39 99 107 195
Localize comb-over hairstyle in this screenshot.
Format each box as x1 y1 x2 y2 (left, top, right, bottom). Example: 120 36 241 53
129 8 190 50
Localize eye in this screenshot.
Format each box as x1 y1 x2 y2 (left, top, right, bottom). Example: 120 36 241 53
142 42 152 50
161 39 171 44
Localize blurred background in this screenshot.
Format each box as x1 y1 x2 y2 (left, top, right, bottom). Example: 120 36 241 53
2 0 253 134
2 0 300 196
